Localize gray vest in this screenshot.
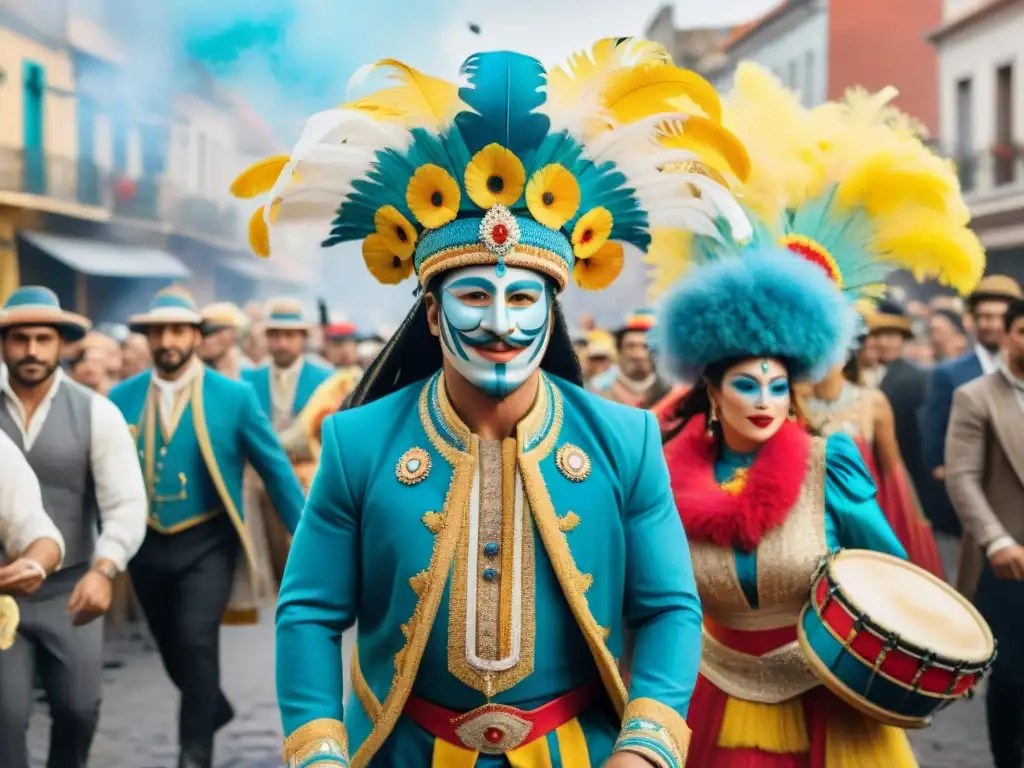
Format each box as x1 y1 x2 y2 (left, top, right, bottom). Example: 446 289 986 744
0 379 97 579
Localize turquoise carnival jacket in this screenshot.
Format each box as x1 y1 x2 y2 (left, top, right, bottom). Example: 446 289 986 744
109 366 305 572
276 371 702 768
243 358 334 419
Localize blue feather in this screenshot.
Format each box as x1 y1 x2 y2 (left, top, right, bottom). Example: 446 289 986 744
455 52 550 157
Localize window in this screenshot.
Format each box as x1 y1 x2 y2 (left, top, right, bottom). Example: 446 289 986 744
22 61 46 195
804 51 815 106
955 77 975 190
995 64 1015 186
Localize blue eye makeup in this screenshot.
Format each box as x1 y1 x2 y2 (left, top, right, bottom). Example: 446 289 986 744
727 375 761 398
768 378 790 397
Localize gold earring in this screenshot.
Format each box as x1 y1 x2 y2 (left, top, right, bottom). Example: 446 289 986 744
707 404 718 437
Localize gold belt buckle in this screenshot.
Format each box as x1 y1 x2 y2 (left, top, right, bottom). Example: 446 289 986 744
453 704 534 755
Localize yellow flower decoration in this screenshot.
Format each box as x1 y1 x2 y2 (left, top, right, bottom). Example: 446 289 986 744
406 164 460 229
464 143 526 209
571 207 614 260
572 241 624 291
362 234 413 285
373 205 418 260
525 164 581 230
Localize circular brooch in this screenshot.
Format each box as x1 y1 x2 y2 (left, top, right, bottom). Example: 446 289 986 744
555 444 591 483
396 447 431 485
479 204 520 257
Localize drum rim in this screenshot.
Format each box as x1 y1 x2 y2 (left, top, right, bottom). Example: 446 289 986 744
822 549 995 669
796 607 932 730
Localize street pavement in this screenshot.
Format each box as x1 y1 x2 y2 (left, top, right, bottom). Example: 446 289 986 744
26 533 992 767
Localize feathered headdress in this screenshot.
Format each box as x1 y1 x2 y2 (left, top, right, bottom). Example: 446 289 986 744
653 63 985 382
230 38 752 293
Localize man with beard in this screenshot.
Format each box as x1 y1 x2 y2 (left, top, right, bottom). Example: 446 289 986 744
109 287 305 768
233 41 754 768
0 286 147 768
593 310 671 409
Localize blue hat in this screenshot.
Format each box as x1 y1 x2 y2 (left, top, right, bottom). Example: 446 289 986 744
230 38 752 293
128 287 203 332
0 286 91 341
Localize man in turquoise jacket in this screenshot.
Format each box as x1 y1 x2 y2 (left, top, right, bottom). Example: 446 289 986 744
242 298 333 434
109 287 305 768
238 40 753 768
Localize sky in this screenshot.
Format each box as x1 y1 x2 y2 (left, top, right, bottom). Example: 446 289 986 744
158 0 781 327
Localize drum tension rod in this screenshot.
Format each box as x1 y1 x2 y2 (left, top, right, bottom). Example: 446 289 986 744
864 632 901 697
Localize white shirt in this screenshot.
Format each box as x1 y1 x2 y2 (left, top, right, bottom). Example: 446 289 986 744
976 344 1001 376
270 357 304 429
0 367 146 571
0 430 65 565
151 356 203 435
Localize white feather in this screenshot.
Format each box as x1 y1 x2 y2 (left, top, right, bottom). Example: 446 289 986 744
670 173 752 241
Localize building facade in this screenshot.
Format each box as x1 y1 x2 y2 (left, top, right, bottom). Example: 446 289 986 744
649 0 940 131
0 1 305 323
932 0 1024 274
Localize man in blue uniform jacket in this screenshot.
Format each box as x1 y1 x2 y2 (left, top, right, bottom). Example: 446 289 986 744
241 40 754 768
109 287 305 768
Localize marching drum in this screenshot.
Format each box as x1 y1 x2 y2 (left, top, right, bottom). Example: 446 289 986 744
798 549 995 729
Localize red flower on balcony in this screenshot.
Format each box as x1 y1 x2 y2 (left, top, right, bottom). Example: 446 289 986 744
991 143 1021 160
114 176 137 202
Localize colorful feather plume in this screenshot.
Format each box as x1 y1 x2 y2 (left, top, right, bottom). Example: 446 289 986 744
230 38 752 292
646 62 985 302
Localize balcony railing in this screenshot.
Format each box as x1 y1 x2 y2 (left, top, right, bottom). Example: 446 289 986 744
0 146 111 209
950 146 1024 203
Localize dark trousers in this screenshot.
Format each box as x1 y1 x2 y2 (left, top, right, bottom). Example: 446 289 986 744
0 569 103 768
129 514 239 768
987 675 1024 768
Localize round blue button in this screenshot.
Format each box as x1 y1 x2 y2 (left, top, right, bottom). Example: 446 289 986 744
482 568 498 582
484 542 500 557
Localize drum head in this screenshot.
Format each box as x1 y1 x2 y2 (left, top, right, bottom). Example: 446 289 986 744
832 549 993 664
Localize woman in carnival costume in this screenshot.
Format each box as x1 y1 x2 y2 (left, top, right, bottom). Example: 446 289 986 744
650 64 984 767
231 38 751 768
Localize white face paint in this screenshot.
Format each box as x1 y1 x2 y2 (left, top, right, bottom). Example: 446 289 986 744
437 265 554 399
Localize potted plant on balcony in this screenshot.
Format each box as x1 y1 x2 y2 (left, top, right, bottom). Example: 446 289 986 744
991 142 1021 160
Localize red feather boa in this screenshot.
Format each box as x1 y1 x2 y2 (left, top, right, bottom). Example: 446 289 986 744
665 416 811 551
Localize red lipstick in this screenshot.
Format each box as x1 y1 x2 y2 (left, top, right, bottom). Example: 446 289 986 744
747 415 774 429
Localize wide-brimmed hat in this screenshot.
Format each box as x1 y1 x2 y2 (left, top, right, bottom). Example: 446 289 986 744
0 286 91 342
968 274 1023 309
128 287 203 332
201 302 246 335
866 298 914 338
264 298 313 332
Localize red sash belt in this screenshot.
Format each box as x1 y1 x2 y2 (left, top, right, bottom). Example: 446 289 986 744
403 683 597 754
704 615 798 657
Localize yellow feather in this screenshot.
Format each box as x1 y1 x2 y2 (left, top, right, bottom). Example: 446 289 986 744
545 37 671 110
658 115 751 182
247 202 280 258
644 227 693 301
871 213 986 295
835 153 954 216
604 63 722 125
341 58 461 130
230 155 289 199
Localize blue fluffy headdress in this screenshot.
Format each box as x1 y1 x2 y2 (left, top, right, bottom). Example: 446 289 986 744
229 39 753 294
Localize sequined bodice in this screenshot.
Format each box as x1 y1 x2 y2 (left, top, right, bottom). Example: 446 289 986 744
806 381 874 444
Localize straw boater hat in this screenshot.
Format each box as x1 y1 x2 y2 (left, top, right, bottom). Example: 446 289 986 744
866 297 914 338
201 301 246 335
0 286 91 341
967 274 1023 309
128 287 203 332
263 298 313 332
